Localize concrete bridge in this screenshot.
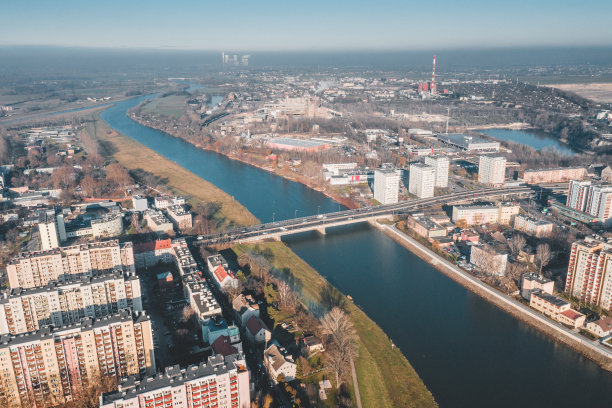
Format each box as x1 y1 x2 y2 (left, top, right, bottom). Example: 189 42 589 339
195 185 534 246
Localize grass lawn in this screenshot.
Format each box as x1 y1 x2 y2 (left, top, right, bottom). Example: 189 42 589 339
233 241 437 408
82 112 258 227
141 94 187 118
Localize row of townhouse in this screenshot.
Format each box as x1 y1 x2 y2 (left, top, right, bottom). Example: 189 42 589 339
0 309 154 408
0 269 142 335
6 240 135 289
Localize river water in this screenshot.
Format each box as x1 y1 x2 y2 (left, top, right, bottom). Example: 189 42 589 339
100 96 612 407
481 128 577 156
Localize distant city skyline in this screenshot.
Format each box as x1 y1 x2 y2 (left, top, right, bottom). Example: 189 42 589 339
1 0 611 51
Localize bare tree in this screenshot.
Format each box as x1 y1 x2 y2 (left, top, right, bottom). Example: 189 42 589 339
320 307 357 386
509 234 527 257
535 243 552 275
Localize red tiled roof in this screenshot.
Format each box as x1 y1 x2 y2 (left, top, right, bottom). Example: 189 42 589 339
560 309 583 320
134 239 171 253
592 316 612 331
211 335 238 357
246 316 267 336
213 265 235 283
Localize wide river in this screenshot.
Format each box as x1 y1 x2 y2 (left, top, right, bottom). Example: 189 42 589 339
101 96 612 407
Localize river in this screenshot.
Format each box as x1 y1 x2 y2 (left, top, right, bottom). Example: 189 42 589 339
100 96 612 407
481 128 578 156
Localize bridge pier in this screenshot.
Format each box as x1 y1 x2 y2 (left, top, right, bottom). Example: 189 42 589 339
316 227 326 235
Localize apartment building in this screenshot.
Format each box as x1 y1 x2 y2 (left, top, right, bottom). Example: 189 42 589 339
0 310 154 408
566 180 592 212
374 166 402 204
100 355 250 408
264 344 296 384
424 156 449 188
564 237 612 311
38 212 60 250
207 255 239 291
166 205 193 231
478 155 506 186
144 209 174 233
451 203 520 226
154 195 185 210
182 273 222 322
513 214 554 237
131 195 148 212
521 272 554 300
470 245 508 276
0 270 142 335
6 240 136 289
409 163 435 198
523 167 587 184
133 239 174 269
172 238 198 276
530 290 586 328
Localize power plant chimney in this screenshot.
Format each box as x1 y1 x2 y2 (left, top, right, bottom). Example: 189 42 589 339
431 54 437 94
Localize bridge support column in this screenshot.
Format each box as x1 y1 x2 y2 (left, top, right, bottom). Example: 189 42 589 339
316 227 326 235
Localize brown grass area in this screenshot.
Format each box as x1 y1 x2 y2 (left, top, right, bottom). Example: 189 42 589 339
83 113 258 227
547 83 612 103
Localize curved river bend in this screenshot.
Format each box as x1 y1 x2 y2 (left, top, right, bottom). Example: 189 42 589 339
101 96 612 408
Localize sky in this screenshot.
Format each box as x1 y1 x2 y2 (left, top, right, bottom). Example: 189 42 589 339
1 0 611 51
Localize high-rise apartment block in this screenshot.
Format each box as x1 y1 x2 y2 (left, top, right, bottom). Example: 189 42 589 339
424 156 449 188
565 237 612 311
0 309 154 408
478 155 506 186
6 240 135 289
409 163 435 198
374 166 401 204
566 181 612 224
100 355 250 408
38 212 60 250
0 270 142 335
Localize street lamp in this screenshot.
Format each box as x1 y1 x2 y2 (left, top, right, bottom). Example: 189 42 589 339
294 209 298 219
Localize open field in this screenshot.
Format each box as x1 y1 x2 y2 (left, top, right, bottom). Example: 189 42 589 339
546 83 612 103
141 94 187 118
233 241 437 408
82 112 258 227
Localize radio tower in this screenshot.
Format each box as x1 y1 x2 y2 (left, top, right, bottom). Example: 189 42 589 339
431 54 437 95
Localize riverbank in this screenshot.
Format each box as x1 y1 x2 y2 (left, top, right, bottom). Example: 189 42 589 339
467 122 532 130
376 222 612 371
127 111 360 209
83 112 258 227
92 109 437 407
233 241 437 408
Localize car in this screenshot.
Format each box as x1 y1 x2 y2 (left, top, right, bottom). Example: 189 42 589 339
197 236 203 240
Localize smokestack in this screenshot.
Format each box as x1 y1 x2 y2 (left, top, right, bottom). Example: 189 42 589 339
431 54 437 94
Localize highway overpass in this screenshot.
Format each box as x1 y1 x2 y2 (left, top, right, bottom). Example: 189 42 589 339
195 185 534 246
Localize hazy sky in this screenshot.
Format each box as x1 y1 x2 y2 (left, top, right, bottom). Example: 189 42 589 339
1 0 611 50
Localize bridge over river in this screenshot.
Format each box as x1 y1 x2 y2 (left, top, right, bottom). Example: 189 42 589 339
195 185 533 245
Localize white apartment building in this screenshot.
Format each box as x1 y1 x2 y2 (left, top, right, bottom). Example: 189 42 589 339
144 209 174 233
470 245 508 276
6 240 136 289
566 181 612 224
478 155 506 186
374 167 402 204
100 355 250 408
409 163 435 198
451 203 520 226
0 270 142 335
513 214 554 237
37 212 60 250
424 156 449 188
166 205 193 231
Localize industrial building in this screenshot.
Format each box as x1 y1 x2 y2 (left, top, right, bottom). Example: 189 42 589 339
437 134 500 152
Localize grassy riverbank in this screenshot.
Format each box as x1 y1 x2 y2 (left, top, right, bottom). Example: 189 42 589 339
233 241 437 408
82 112 258 227
89 108 436 407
